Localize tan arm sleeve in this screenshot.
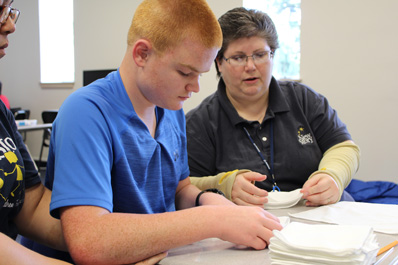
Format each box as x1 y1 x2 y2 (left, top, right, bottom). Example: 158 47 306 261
309 141 360 199
190 169 251 200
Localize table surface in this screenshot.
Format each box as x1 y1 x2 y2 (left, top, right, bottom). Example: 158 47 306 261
159 201 398 265
17 123 52 132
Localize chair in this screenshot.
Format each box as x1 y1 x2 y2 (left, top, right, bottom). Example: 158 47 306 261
38 110 58 169
14 109 30 120
10 107 21 114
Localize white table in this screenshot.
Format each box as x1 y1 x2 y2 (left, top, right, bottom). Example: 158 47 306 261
159 201 398 265
17 123 52 132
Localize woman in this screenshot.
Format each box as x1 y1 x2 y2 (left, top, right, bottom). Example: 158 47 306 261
187 7 359 207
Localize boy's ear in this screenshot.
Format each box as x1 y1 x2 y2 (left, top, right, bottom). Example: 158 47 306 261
132 39 153 66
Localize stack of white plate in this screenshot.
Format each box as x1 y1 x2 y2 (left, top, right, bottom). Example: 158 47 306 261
269 222 379 265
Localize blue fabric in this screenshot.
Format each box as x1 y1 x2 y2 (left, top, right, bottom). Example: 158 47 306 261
20 236 74 263
345 179 398 204
21 69 190 261
340 190 355 201
47 69 189 218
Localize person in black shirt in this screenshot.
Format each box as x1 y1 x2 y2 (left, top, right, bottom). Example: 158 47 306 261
0 1 71 264
187 7 359 207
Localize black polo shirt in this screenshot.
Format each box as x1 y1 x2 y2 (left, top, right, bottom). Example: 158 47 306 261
186 77 351 191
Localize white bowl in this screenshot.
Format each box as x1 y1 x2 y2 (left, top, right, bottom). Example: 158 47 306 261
264 188 303 209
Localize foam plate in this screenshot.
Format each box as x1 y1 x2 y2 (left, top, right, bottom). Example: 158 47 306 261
264 188 303 209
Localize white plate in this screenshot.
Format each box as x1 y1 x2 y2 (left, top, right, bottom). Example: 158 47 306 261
264 188 303 209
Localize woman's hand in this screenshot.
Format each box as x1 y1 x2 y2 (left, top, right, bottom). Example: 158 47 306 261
231 172 268 206
301 174 340 206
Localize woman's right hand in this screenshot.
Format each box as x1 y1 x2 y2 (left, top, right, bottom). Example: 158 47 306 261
231 172 268 206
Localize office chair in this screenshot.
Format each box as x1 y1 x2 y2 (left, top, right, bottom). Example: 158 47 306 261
38 110 58 169
10 107 21 115
14 109 30 120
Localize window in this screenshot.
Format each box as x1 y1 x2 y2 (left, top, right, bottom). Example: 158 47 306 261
39 0 74 85
243 0 301 80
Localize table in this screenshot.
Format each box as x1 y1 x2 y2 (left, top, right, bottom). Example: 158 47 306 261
159 201 398 265
17 123 52 132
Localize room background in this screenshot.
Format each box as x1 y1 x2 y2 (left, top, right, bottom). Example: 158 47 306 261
0 0 397 182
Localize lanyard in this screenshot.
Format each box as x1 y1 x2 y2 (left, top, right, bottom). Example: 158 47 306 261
243 121 280 192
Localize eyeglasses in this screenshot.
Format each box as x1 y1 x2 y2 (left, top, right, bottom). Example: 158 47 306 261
0 6 20 25
223 50 274 67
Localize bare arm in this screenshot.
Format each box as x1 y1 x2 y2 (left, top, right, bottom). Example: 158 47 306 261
175 176 235 209
60 178 282 265
0 233 71 265
13 183 67 251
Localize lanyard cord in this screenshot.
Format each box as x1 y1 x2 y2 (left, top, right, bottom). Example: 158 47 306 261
243 121 280 191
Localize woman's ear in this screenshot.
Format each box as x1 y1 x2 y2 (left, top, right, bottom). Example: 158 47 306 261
216 57 223 74
132 39 153 67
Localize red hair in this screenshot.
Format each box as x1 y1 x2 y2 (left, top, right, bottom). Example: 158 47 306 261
127 0 222 54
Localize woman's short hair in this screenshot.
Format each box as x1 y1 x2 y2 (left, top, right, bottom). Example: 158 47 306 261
215 7 279 76
127 0 222 55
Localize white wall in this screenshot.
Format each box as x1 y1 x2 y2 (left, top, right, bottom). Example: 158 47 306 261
0 0 396 182
0 0 241 160
301 0 398 182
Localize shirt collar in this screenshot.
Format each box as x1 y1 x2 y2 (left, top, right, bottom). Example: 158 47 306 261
268 77 290 114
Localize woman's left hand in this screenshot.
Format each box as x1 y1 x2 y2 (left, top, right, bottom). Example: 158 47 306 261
300 174 340 206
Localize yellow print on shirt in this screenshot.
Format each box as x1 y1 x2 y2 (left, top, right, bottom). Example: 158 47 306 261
0 151 24 201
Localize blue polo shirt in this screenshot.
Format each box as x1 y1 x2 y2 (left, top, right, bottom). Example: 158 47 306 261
186 77 351 191
47 70 189 218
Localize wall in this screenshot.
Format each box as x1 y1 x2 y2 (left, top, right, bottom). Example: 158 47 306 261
301 0 398 182
0 0 241 161
0 0 396 182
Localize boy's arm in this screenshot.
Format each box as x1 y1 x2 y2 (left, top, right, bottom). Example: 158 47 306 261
59 177 282 265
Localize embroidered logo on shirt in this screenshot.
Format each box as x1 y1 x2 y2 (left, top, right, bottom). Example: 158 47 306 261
297 126 314 145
